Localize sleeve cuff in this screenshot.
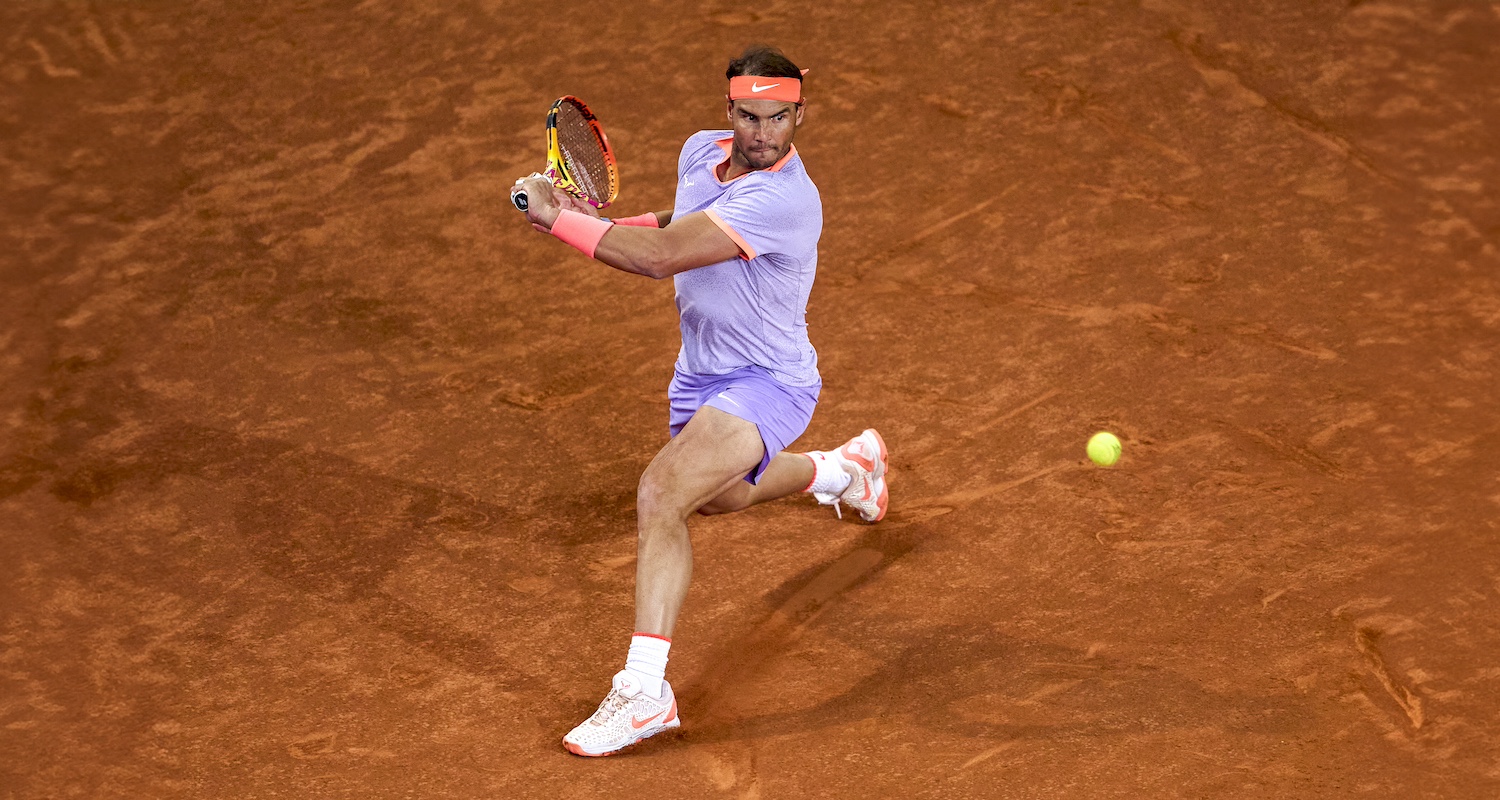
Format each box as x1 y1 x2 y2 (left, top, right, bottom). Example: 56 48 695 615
703 209 757 260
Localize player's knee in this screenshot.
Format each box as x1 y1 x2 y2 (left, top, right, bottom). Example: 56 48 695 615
636 472 680 521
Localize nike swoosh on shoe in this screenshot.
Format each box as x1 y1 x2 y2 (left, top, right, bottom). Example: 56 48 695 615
631 709 666 729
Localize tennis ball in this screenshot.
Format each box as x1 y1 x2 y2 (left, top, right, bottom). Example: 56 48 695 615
1087 431 1121 467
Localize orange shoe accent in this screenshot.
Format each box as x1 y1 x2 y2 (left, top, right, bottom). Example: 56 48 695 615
564 740 606 757
812 429 889 523
562 720 680 758
631 708 666 730
840 440 876 473
867 428 889 468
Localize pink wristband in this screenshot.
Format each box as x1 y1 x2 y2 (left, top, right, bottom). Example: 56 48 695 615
550 210 612 258
613 212 660 228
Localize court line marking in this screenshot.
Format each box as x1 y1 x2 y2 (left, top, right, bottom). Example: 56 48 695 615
963 389 1061 441
959 741 1017 771
912 389 1060 465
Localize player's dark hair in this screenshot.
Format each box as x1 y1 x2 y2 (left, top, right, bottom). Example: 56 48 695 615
725 44 803 82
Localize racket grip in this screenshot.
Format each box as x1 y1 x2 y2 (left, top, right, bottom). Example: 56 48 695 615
511 172 544 213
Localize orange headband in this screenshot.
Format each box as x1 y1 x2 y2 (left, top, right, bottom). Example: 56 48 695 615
727 69 808 104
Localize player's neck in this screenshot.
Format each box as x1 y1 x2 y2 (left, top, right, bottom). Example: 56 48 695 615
718 154 754 182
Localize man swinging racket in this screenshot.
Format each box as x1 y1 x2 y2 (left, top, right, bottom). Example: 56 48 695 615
513 44 889 757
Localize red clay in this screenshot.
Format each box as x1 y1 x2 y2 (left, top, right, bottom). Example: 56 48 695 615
2 1 1498 798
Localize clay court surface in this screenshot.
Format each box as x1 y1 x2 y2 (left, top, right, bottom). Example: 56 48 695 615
3 1 1499 797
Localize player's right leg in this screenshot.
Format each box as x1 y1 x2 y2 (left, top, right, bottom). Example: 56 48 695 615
632 406 765 635
563 406 763 757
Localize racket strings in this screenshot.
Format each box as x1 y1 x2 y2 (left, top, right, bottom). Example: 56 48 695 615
555 103 614 204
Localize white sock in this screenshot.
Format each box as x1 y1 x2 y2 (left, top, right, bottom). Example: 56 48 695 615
803 451 852 495
624 633 671 699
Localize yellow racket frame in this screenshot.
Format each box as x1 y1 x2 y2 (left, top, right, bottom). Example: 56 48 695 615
512 96 619 213
543 96 618 209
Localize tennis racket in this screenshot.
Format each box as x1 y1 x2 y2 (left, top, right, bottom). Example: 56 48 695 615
511 96 619 212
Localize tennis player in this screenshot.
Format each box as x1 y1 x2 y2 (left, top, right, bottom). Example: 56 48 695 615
514 45 888 757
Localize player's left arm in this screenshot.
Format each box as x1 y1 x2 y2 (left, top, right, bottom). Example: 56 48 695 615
520 178 735 279
590 213 737 279
547 190 673 227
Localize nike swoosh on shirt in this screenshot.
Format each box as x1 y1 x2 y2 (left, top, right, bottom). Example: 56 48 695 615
750 82 780 92
716 393 742 408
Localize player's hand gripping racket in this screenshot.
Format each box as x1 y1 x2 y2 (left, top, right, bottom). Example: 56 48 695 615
511 96 619 213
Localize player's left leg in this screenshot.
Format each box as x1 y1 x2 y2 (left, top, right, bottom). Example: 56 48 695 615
699 430 890 522
695 451 812 514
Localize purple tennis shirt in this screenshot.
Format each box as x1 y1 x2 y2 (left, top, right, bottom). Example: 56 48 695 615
670 130 822 388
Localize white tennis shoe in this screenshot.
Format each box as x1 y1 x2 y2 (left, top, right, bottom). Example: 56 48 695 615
814 428 889 523
562 670 679 757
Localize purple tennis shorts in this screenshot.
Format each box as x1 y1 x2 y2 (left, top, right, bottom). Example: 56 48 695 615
668 366 821 484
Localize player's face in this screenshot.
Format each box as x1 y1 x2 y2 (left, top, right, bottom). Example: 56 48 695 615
727 98 804 171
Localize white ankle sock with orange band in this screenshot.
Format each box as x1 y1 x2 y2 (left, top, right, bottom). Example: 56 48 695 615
803 451 852 495
624 633 671 699
549 210 612 258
